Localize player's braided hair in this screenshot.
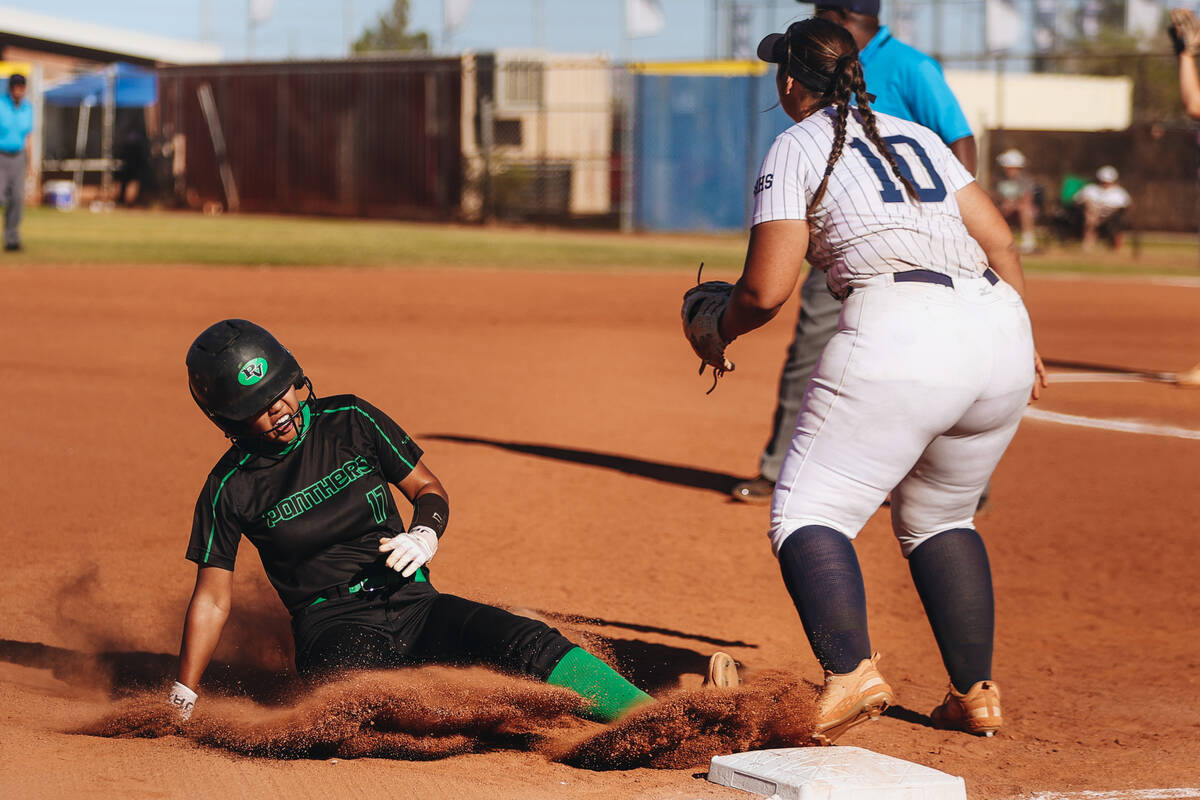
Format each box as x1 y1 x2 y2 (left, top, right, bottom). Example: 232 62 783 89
783 19 917 214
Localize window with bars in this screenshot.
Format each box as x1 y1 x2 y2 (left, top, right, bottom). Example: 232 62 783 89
499 61 544 109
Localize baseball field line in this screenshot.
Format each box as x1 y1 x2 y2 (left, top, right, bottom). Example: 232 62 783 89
1023 407 1200 440
1017 789 1200 800
1034 272 1200 288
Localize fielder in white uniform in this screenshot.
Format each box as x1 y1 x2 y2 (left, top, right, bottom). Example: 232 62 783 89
717 18 1047 744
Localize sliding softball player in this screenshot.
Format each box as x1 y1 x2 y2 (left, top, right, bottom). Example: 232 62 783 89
168 319 737 724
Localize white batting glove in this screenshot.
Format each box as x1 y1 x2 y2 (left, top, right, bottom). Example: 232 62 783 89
379 525 439 577
167 681 197 722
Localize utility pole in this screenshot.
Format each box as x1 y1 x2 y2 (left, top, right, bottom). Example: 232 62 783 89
199 0 211 42
931 0 942 63
710 0 720 59
246 0 255 59
534 0 546 49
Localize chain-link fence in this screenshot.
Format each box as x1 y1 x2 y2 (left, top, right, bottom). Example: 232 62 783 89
948 51 1197 234
461 53 620 225
152 51 1199 235
158 58 464 218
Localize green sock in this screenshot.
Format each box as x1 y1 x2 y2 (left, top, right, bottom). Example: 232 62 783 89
546 646 653 722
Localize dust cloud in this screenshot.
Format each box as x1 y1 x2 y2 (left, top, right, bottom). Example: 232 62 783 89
78 667 818 768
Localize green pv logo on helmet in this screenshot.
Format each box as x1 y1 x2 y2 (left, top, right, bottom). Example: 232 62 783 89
237 357 269 386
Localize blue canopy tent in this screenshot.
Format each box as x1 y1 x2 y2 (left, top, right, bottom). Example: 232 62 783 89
42 63 157 197
44 62 157 108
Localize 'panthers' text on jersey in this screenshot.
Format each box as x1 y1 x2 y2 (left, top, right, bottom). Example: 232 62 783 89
186 394 427 612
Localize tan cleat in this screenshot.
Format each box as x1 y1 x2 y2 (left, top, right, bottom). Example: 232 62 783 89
931 680 1002 736
704 651 741 689
811 652 896 745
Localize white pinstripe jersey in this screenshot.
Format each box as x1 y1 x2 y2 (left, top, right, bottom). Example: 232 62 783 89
751 107 988 298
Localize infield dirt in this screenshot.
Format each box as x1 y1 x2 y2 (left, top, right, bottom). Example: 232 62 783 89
1 266 1197 799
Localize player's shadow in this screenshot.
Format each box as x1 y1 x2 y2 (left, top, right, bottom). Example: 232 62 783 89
0 634 720 700
884 704 934 729
602 637 714 693
537 611 755 650
0 638 298 704
424 434 741 495
526 611 757 693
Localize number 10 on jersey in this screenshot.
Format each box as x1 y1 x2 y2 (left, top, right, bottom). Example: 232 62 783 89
849 135 947 203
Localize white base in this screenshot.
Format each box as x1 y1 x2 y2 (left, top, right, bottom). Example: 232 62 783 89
708 746 967 800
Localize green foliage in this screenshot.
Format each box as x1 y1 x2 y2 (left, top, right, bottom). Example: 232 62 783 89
352 0 430 55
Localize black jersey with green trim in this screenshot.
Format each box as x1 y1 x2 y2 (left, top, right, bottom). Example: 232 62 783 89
186 394 426 612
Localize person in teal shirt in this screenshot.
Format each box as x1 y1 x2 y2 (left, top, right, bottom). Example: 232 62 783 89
816 0 975 171
0 73 34 251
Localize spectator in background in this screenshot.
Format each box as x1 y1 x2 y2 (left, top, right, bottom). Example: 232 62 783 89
1075 166 1131 252
993 149 1037 254
114 128 151 206
1170 8 1200 118
0 73 33 252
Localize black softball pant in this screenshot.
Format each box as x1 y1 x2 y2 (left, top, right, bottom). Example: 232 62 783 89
290 584 576 682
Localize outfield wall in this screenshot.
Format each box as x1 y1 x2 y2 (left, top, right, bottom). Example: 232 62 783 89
152 56 1195 234
630 64 1145 233
158 58 463 220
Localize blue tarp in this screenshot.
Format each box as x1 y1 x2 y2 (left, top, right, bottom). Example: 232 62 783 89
634 72 792 232
44 62 157 108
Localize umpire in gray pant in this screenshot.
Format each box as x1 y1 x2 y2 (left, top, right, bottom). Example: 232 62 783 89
754 268 841 488
0 73 33 251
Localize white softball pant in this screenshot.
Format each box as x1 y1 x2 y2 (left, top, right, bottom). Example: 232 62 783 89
768 271 1035 558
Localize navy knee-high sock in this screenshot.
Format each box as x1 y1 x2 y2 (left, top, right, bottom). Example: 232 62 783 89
777 525 871 675
907 528 994 693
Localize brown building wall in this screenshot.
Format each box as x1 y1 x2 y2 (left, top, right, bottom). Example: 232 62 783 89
158 59 464 220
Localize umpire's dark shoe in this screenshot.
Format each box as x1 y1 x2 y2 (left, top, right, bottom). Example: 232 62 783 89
731 476 775 504
4 242 21 252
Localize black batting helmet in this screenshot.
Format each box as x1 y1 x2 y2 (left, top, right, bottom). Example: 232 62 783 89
186 319 304 437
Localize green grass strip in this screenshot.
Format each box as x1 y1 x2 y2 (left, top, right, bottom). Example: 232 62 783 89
10 207 1197 278
10 208 743 272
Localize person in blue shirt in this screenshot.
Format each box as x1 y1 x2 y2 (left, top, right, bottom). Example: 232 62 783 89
818 0 975 171
730 0 979 504
0 73 34 252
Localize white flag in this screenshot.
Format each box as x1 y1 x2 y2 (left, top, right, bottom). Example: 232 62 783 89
1125 0 1162 39
627 0 666 38
986 0 1022 52
1080 0 1102 38
250 0 277 24
445 0 473 33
